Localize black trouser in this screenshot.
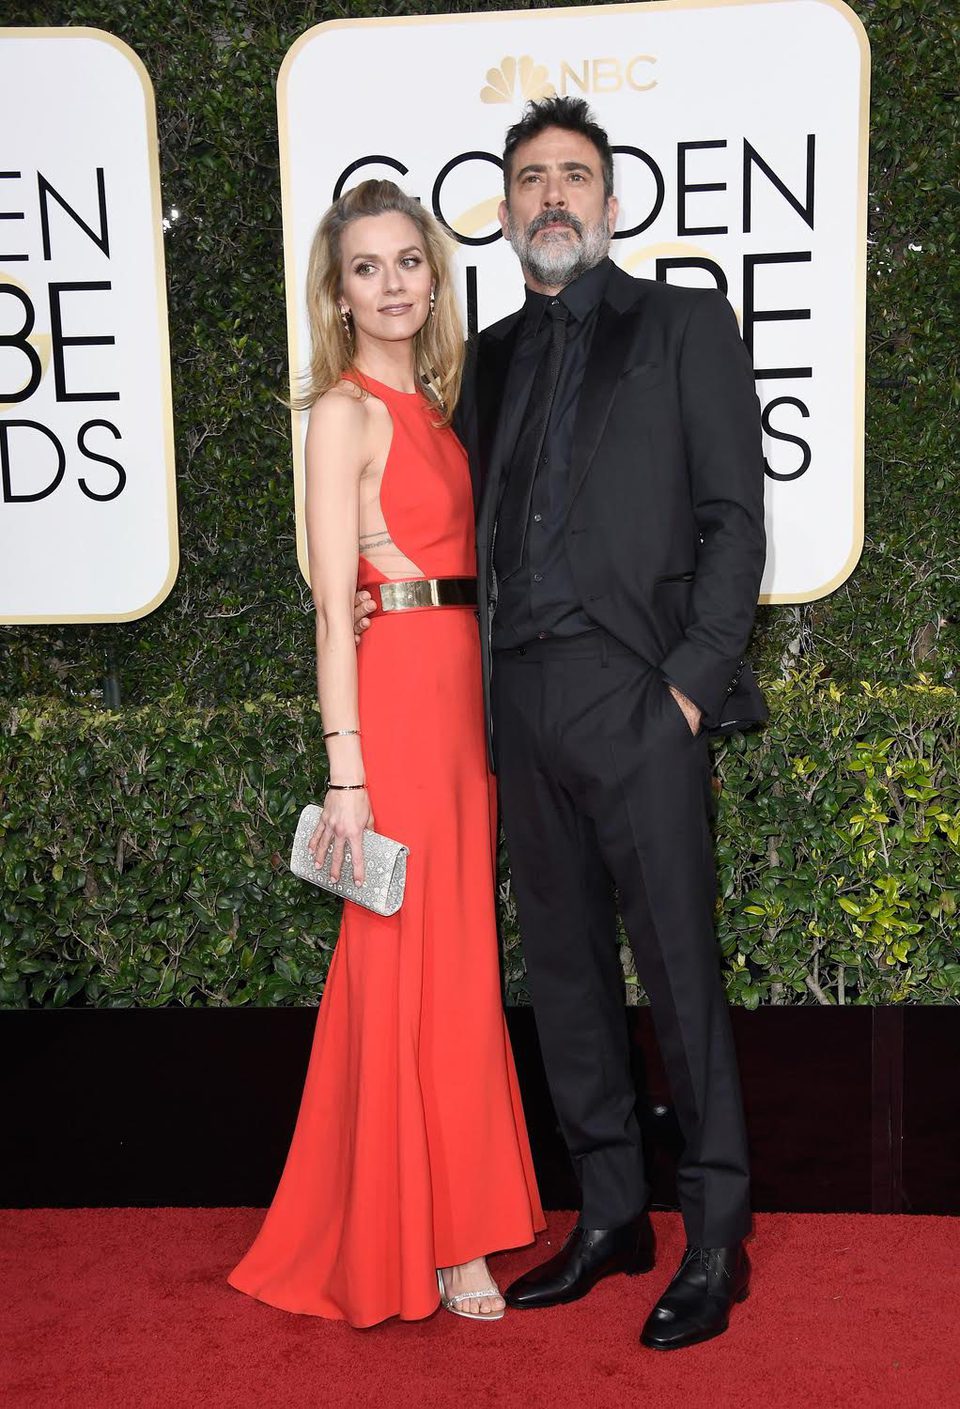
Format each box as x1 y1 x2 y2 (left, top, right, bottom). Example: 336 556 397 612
493 628 750 1246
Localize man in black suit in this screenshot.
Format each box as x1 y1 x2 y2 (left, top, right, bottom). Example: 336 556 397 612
467 96 765 1351
359 96 766 1349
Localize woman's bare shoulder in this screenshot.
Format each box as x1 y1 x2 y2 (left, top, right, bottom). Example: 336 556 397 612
305 380 372 452
307 378 368 425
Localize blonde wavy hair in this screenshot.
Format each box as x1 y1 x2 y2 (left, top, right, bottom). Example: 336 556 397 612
292 180 464 424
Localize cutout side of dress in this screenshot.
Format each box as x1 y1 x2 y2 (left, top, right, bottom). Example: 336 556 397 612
355 386 426 583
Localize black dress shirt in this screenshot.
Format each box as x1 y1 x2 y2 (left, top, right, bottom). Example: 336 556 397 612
492 257 613 649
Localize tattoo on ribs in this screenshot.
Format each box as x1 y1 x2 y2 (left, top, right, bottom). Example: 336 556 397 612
359 532 394 550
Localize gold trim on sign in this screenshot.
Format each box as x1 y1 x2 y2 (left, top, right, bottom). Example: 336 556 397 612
279 0 870 606
0 26 179 625
276 29 311 587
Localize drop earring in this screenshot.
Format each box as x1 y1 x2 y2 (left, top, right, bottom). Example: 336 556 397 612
429 287 436 319
339 305 352 338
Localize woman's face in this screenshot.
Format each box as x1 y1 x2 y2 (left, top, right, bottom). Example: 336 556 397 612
338 211 434 347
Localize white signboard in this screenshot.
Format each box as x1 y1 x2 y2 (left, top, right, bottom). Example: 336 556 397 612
278 0 869 603
0 28 177 623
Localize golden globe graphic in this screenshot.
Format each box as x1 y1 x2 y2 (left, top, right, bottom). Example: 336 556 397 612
278 0 870 605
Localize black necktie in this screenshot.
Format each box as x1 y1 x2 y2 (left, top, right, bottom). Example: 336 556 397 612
495 299 569 580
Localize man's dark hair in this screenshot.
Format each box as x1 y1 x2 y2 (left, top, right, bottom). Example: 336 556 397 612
502 96 614 201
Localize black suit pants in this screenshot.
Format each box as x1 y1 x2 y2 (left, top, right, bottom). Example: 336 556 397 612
493 629 750 1246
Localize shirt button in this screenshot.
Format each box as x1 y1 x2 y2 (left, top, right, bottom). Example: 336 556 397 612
533 572 544 583
533 513 543 523
538 631 549 640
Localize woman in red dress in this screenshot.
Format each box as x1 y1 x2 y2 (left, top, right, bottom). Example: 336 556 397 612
228 181 544 1327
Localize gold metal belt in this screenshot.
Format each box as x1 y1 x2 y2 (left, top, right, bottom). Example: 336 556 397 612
375 576 477 612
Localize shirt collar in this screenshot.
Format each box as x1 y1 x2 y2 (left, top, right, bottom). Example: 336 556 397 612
522 256 613 335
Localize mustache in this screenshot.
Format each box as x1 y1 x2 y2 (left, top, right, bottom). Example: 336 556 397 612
525 209 584 240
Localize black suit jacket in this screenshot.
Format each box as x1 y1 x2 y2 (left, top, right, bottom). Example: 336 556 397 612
457 263 768 765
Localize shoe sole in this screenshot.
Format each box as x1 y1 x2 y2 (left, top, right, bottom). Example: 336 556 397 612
442 1306 506 1321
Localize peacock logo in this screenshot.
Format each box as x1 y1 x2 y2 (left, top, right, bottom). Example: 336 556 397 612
480 56 556 104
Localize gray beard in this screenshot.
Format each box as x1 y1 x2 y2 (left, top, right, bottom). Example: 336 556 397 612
507 209 612 288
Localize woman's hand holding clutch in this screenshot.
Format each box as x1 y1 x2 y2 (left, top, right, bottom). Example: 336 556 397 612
308 787 374 886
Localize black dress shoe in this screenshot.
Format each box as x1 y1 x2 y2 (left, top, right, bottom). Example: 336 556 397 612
505 1214 655 1310
640 1243 750 1350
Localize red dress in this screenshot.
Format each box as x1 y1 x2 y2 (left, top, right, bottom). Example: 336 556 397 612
228 376 544 1326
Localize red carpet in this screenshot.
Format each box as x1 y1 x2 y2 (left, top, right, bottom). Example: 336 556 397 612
3 1209 957 1408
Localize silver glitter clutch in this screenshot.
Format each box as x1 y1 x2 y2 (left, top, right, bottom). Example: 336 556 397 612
289 804 408 916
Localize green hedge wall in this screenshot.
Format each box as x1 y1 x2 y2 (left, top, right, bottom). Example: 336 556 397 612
2 2 959 1007
2 679 958 1008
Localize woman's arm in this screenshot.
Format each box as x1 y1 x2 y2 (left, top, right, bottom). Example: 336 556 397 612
303 388 373 885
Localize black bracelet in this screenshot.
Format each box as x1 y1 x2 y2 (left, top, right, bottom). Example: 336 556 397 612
326 783 366 791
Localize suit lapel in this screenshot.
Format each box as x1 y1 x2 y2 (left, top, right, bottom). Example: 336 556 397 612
568 271 645 504
476 314 522 540
455 339 481 510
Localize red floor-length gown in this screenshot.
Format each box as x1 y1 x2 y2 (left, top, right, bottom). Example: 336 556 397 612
228 375 544 1326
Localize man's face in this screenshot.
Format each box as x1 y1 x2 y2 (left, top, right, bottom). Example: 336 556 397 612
498 127 619 292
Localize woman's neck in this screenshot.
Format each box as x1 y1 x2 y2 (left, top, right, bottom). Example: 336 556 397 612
351 336 419 394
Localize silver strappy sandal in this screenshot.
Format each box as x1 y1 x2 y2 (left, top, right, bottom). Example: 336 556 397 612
436 1267 506 1321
